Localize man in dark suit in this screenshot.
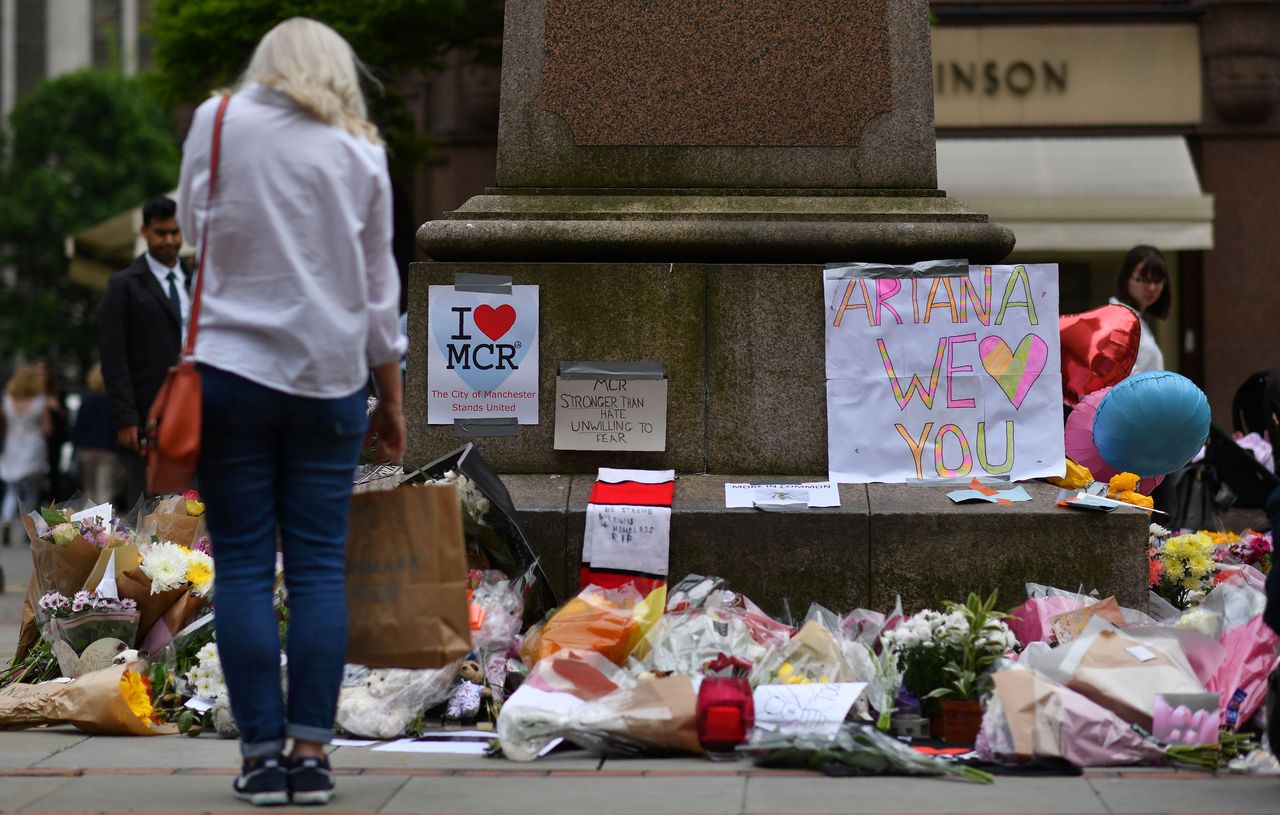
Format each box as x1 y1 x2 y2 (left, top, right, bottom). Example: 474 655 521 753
98 196 190 506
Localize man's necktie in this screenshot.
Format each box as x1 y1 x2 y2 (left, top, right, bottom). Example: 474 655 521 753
165 271 182 320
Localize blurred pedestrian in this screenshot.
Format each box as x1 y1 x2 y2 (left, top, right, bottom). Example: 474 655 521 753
72 364 123 506
1108 245 1170 374
177 17 405 806
98 196 190 508
32 360 70 502
1 366 51 545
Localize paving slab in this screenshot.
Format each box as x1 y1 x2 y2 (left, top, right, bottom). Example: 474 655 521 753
598 755 749 774
0 732 87 769
13 773 406 813
33 734 240 769
382 775 747 814
1087 776 1280 813
743 776 1109 814
0 777 75 811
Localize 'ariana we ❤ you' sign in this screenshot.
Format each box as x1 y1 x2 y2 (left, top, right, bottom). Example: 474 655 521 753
824 263 1064 483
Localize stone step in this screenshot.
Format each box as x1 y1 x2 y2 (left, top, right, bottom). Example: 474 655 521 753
503 474 1148 617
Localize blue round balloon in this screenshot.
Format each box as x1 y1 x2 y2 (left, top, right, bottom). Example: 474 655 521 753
1092 371 1210 477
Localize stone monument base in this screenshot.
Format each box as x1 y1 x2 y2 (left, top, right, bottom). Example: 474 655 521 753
501 475 1148 615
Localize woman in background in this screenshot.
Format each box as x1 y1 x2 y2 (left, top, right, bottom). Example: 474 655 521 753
0 366 50 545
71 364 122 507
177 17 405 807
1109 245 1170 374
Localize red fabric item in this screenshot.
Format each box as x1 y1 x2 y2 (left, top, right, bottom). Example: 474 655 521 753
578 566 664 596
588 481 675 506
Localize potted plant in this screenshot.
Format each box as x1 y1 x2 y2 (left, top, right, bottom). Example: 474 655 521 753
923 590 1018 743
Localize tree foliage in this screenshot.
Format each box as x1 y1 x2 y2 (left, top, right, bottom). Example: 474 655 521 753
147 0 504 169
0 70 180 367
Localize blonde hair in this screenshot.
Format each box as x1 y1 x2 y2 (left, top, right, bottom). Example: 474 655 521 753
239 17 381 143
6 366 42 399
87 363 105 394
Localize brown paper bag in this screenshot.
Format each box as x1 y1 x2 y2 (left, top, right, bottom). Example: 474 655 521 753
13 516 104 663
345 484 470 669
0 663 175 735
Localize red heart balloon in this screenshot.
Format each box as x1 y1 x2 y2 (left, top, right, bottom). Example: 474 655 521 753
1059 305 1140 407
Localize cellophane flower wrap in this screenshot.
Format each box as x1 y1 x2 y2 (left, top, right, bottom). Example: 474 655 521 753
497 672 702 762
976 666 1167 767
520 583 665 667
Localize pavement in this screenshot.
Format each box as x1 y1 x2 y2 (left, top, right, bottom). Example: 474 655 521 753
2 544 1279 814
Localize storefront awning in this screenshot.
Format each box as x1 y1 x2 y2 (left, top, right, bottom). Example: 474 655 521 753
936 137 1214 252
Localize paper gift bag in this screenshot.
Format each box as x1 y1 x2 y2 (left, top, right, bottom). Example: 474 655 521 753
346 484 470 669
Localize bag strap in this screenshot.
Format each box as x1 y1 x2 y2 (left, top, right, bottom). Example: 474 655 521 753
184 93 231 360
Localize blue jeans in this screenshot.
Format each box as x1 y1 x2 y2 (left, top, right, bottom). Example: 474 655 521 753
197 365 366 758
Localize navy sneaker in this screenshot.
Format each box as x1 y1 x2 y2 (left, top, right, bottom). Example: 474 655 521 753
288 754 335 805
234 755 289 806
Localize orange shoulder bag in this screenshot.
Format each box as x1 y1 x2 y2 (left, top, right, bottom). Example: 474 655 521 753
146 94 230 495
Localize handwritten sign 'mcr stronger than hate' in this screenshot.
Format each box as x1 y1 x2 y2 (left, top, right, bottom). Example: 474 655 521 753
554 377 668 451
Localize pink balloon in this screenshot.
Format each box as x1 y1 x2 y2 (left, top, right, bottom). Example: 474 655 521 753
1064 388 1164 493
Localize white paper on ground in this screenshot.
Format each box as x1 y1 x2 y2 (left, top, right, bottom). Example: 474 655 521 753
595 468 675 484
371 739 490 755
724 482 840 508
752 682 867 736
183 695 215 712
330 738 382 747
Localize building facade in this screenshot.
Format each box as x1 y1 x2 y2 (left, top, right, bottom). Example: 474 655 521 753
0 0 153 120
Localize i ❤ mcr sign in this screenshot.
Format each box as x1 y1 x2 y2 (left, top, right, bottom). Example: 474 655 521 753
427 285 540 424
824 262 1064 483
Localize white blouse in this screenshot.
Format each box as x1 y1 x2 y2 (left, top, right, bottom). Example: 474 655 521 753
1109 297 1164 374
177 85 406 399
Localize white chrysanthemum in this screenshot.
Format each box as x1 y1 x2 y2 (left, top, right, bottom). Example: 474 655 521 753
186 643 227 699
140 541 191 593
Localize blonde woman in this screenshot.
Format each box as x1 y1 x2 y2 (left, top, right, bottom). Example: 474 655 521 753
177 18 404 806
1 366 51 544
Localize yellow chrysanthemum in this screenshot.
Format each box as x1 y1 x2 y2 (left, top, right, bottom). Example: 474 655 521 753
1181 576 1201 591
1188 555 1215 579
1163 556 1186 580
119 669 157 725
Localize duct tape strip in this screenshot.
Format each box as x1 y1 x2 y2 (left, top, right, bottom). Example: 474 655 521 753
558 361 665 380
454 417 520 437
824 259 969 280
454 272 513 294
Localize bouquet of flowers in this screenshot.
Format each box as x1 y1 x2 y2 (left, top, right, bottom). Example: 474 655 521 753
1222 531 1272 574
1149 528 1217 609
118 538 214 652
38 589 140 678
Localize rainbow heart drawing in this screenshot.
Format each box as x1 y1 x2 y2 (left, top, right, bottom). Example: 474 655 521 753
979 334 1048 409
